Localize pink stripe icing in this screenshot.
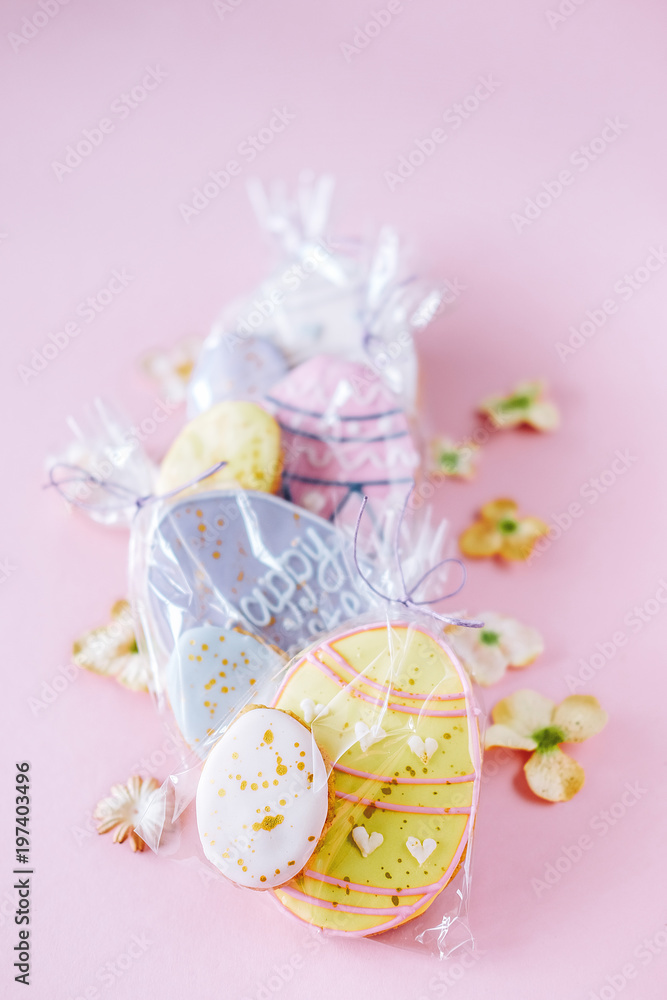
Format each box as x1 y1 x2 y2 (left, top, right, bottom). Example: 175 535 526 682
306 653 467 717
320 642 466 701
335 790 471 815
277 885 412 917
333 762 475 785
304 869 433 897
286 820 471 936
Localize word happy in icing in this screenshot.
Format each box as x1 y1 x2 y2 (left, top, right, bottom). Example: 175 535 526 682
146 490 370 655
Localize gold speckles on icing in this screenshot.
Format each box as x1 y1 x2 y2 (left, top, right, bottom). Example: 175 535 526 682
252 814 284 832
196 707 328 890
165 626 285 758
270 623 481 935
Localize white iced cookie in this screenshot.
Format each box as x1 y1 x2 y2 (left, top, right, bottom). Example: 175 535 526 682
196 707 330 889
156 400 282 496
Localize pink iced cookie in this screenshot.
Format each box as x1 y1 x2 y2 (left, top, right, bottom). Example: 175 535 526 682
266 356 419 523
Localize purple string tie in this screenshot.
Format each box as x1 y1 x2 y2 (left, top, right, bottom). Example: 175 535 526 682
353 492 483 629
45 460 228 513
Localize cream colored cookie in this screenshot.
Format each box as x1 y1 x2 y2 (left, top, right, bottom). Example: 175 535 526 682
156 400 282 496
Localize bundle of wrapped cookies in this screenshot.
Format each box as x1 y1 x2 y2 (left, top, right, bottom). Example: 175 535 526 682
170 618 480 944
53 175 482 955
208 622 481 938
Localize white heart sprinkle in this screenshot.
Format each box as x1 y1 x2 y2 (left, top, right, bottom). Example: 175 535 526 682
352 826 384 858
355 721 387 753
406 837 437 866
300 698 329 725
407 735 439 764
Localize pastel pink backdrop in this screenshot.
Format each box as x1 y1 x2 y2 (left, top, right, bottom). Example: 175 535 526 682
2 1 666 998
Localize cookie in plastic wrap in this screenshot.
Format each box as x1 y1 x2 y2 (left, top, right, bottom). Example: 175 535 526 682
267 356 419 527
144 490 371 658
270 621 481 936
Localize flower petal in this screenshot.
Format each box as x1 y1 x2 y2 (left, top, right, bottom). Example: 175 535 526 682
485 724 537 751
481 498 518 523
526 399 560 431
491 614 544 667
486 408 523 429
478 397 521 429
459 521 502 557
524 748 585 802
140 337 201 403
480 382 552 430
491 689 556 736
114 654 152 693
499 517 550 561
73 626 122 675
112 822 132 844
93 775 166 852
73 601 149 691
129 831 147 852
73 600 136 674
466 644 509 686
431 437 479 480
553 696 608 743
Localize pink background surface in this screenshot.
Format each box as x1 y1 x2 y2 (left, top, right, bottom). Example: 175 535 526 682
2 0 667 997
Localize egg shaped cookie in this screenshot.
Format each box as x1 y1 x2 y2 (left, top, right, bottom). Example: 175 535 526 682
187 335 288 417
270 622 481 936
265 356 419 522
157 400 282 496
165 626 286 758
146 490 370 655
196 707 332 889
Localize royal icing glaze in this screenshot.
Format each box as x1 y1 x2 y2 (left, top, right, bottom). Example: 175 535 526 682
266 356 419 525
147 490 370 654
165 626 285 758
270 623 481 936
352 827 383 858
355 721 387 753
406 837 437 866
408 736 439 764
300 699 329 725
196 708 329 890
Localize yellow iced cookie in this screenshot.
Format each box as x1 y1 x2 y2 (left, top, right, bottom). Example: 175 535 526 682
271 622 481 937
157 401 282 496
